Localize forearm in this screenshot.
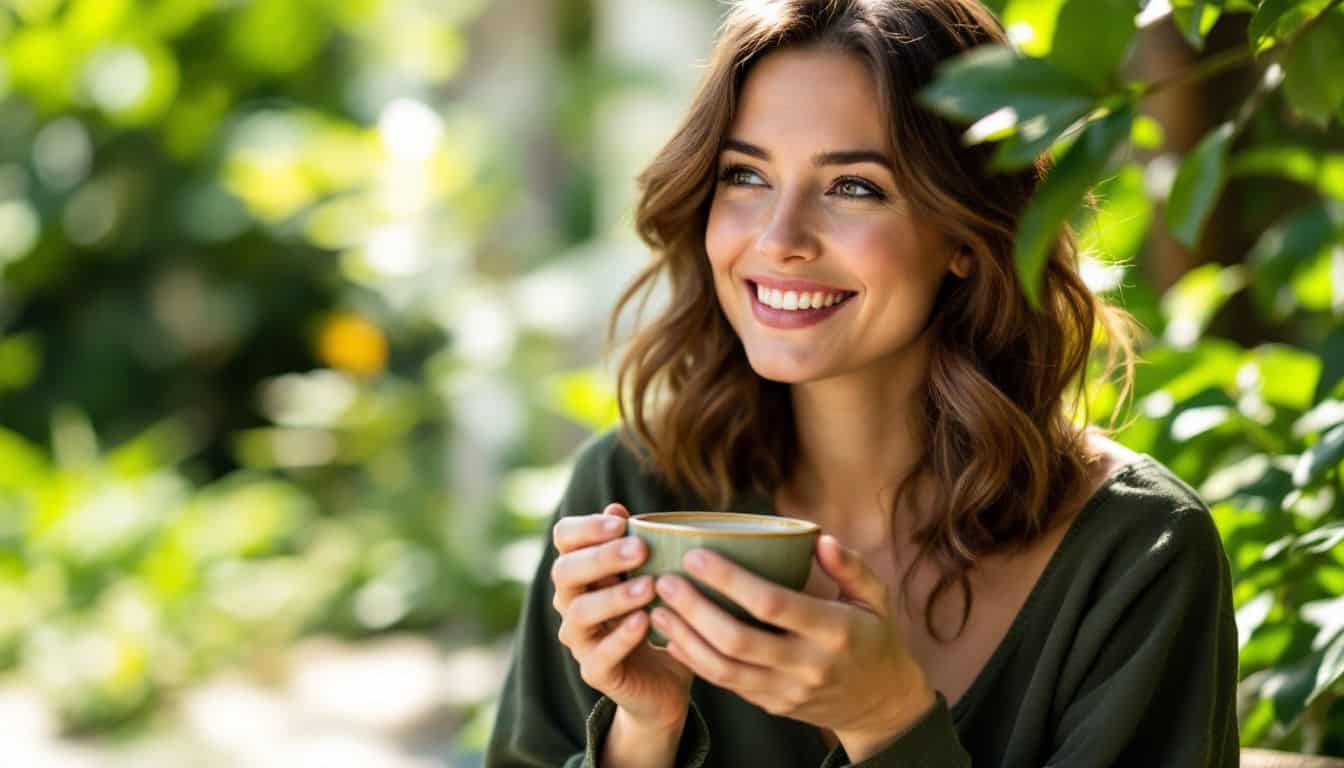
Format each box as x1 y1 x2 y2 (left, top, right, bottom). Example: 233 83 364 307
599 706 687 768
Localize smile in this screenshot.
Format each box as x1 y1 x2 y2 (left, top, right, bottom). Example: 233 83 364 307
746 280 856 329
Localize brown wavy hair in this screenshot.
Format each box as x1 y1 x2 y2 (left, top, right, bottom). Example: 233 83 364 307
605 0 1137 641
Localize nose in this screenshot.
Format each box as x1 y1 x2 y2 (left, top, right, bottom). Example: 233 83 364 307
755 191 819 263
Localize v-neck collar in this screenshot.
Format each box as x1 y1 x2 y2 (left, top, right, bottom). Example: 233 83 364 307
945 456 1150 718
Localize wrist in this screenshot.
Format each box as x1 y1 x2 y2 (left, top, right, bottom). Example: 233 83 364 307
605 705 688 768
835 674 938 761
614 703 688 742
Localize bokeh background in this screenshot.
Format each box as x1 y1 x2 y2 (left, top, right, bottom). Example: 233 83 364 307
0 0 1342 764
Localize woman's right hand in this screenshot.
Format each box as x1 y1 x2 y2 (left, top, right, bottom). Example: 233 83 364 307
551 502 694 731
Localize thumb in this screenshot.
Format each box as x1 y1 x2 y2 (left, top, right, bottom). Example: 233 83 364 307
817 534 888 616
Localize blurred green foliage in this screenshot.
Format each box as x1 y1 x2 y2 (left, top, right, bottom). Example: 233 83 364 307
0 0 553 736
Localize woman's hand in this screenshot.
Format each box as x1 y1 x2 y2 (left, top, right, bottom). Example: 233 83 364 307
647 533 937 759
550 503 695 732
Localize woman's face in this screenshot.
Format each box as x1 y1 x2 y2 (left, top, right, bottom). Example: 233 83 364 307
705 46 968 385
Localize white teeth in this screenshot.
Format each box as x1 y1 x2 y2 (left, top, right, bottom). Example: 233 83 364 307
754 282 848 311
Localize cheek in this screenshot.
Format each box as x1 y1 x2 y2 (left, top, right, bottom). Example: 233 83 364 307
838 220 945 287
705 199 752 270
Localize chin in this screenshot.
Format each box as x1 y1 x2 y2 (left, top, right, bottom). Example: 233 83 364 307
742 349 823 384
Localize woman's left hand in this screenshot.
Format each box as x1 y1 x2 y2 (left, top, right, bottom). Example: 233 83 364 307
649 533 937 759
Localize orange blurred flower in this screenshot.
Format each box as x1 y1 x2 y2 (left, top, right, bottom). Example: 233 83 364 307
317 312 388 376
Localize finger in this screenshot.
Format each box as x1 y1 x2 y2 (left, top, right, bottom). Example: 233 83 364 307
681 549 847 644
581 611 650 689
653 573 796 669
651 606 772 692
568 576 655 635
551 536 647 610
817 534 889 616
553 505 629 554
593 505 633 590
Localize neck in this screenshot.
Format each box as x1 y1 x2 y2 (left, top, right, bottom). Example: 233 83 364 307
783 337 932 540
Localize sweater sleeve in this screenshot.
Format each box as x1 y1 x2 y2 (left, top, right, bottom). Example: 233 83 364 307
483 431 714 768
1045 505 1241 767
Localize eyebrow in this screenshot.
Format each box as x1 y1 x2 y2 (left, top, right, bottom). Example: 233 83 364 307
722 138 896 174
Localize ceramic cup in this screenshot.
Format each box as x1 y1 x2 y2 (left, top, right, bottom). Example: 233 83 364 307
625 511 821 647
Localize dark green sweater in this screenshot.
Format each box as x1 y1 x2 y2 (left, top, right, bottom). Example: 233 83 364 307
486 429 1240 767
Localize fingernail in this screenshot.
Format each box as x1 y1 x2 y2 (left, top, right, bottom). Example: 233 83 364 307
620 538 641 559
685 550 707 571
627 577 649 597
657 576 681 597
603 518 623 533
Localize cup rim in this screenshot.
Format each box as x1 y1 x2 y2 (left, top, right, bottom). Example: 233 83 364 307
629 511 820 537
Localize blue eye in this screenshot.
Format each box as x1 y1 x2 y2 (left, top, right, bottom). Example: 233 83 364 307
716 165 886 201
719 165 765 186
832 177 884 200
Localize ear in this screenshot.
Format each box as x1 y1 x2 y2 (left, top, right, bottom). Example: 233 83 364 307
949 245 973 279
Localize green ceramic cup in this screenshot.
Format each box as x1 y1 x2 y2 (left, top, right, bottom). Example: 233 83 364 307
625 511 821 648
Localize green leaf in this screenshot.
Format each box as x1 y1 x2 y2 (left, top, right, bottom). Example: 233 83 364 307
1246 200 1344 320
1202 454 1295 512
989 105 1094 171
1316 325 1344 404
1172 0 1224 50
1311 626 1344 706
1250 0 1295 49
1159 263 1246 347
1014 106 1133 309
1230 146 1344 199
1166 121 1236 249
1132 338 1244 404
919 44 1098 125
1253 343 1321 411
1264 626 1344 730
999 0 1070 56
1242 620 1304 675
1281 9 1344 127
1046 0 1139 90
1078 163 1153 265
1294 421 1344 486
1294 523 1344 555
920 44 1106 172
1289 242 1344 312
1250 0 1333 53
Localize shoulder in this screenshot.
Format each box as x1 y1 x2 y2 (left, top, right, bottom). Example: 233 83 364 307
1085 432 1212 534
1076 450 1226 584
561 427 686 518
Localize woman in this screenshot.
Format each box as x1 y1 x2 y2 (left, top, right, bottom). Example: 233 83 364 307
486 1 1239 766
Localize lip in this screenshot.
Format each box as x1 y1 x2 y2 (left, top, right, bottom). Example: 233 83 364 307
746 280 856 329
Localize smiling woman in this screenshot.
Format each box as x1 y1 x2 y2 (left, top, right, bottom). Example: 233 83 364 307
486 1 1240 767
